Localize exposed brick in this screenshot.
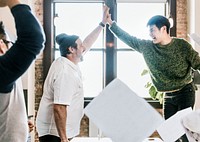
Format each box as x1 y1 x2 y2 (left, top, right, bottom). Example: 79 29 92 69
34 0 44 141
177 0 187 39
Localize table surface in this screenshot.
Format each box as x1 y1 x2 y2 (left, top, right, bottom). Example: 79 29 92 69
71 137 163 142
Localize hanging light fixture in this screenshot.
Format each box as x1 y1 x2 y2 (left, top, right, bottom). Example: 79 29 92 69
54 13 60 27
168 0 174 28
168 14 174 28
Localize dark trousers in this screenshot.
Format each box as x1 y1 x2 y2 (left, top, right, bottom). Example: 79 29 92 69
39 135 61 142
39 135 72 142
163 82 196 142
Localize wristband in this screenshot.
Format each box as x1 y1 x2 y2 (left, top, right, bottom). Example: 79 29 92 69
99 22 105 28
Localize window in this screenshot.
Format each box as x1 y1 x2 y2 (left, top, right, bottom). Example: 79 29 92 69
52 1 167 98
54 2 105 98
116 3 165 97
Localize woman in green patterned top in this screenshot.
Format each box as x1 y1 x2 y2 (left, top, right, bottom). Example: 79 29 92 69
106 8 200 142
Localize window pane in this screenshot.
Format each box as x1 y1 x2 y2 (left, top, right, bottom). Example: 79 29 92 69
117 3 165 48
117 3 165 97
55 3 104 49
54 2 166 98
117 51 150 97
55 3 105 97
79 51 104 97
55 50 60 59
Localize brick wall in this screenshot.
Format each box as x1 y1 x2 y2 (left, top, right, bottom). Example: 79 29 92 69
177 0 187 39
34 0 44 141
33 0 188 141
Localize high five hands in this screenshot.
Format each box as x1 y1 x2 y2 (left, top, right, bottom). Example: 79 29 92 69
103 5 113 26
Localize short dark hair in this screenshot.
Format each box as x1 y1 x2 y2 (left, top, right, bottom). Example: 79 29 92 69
147 15 170 34
0 21 6 35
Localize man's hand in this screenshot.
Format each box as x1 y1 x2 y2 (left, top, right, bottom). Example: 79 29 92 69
102 5 113 26
61 139 70 142
101 5 110 25
0 0 20 8
28 120 34 133
0 0 7 7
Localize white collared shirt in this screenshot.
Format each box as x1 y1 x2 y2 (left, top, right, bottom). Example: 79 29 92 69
36 57 84 138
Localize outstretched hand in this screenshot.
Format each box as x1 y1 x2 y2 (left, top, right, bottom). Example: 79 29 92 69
101 5 110 25
103 5 113 25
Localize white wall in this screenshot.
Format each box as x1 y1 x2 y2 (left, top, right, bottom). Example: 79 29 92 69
0 0 33 40
187 0 200 109
194 0 200 109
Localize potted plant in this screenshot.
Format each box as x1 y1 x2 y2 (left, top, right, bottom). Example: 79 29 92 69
141 69 164 104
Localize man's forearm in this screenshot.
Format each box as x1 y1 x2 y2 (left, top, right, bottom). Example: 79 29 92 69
54 104 68 141
82 25 103 54
82 6 109 54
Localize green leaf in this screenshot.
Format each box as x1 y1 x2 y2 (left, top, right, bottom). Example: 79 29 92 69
141 69 163 104
141 69 149 76
155 92 164 104
149 86 157 100
145 82 152 88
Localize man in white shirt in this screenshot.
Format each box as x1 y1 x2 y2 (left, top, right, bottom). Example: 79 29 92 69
36 6 109 142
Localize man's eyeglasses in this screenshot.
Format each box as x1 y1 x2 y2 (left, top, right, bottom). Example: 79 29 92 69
1 39 14 48
2 39 14 45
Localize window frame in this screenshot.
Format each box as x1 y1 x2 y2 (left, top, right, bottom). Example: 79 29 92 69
43 0 176 109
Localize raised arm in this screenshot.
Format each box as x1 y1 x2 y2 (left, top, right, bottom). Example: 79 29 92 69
0 0 45 93
82 5 109 55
